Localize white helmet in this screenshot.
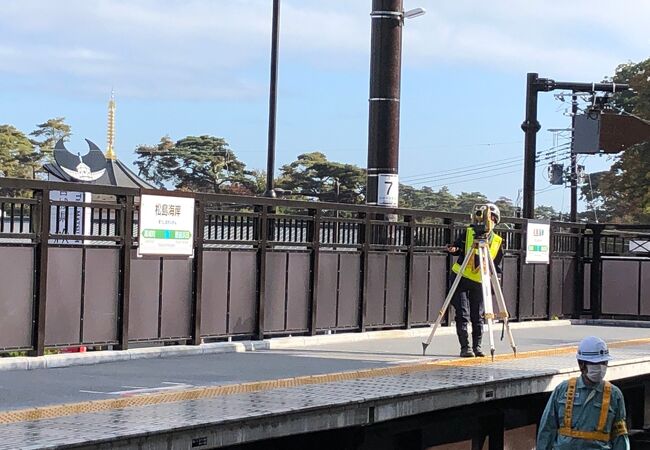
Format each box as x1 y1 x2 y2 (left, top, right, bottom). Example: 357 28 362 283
577 336 610 363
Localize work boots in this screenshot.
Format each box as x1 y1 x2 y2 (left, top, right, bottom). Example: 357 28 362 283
472 332 485 357
457 325 474 358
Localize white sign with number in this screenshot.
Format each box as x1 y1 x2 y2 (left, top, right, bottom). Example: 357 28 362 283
377 174 398 207
525 220 551 264
138 194 195 256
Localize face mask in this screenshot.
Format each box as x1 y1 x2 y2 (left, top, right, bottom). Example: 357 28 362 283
586 364 607 383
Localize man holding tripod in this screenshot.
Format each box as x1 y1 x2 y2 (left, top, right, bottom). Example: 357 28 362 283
446 203 504 357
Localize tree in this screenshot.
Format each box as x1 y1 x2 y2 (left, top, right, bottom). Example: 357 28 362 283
534 205 559 220
585 59 650 223
0 125 39 180
277 152 366 203
30 117 71 164
134 136 177 189
135 135 255 194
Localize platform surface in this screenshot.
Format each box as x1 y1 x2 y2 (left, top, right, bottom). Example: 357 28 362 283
1 324 649 449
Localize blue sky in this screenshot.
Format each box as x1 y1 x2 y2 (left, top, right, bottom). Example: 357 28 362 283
1 0 648 213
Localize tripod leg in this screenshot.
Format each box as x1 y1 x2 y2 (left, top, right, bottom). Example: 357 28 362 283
477 241 496 361
488 256 517 357
422 250 472 355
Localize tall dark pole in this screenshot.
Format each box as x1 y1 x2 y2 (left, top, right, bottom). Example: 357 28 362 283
264 0 281 198
570 94 578 222
521 73 541 219
367 0 403 207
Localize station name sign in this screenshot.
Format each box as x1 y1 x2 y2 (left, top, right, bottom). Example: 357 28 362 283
525 220 551 264
137 194 195 256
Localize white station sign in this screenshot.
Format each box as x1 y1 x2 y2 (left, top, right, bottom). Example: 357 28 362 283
377 174 398 207
138 194 195 256
525 220 551 264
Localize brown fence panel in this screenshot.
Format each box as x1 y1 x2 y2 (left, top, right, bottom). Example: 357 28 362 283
160 258 192 339
602 259 639 315
583 262 591 310
640 261 650 316
228 251 257 335
518 264 534 319
0 247 33 349
83 248 119 343
502 256 519 320
264 252 287 332
315 252 338 330
366 252 386 327
200 251 229 337
533 264 548 319
128 254 160 341
337 252 361 329
286 252 309 331
410 254 430 323
562 259 577 317
549 259 563 318
45 248 82 346
427 255 448 323
385 254 406 326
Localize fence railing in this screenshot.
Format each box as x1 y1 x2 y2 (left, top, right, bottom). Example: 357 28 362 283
0 177 647 356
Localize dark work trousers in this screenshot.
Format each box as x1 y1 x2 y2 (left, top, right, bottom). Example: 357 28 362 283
450 277 484 346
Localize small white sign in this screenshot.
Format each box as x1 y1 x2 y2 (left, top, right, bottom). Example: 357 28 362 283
138 194 195 256
377 174 398 207
49 191 90 244
525 220 551 264
629 240 650 253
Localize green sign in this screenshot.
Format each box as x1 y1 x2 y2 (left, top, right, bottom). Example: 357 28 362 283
142 229 192 240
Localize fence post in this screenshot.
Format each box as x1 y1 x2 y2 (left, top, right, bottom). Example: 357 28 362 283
443 218 453 325
116 194 133 351
404 215 414 328
190 197 205 345
573 227 585 319
590 224 604 319
307 208 321 335
255 206 269 340
359 212 371 332
31 189 50 356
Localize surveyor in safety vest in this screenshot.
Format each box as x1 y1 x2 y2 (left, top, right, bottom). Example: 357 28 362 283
445 203 503 358
537 336 629 450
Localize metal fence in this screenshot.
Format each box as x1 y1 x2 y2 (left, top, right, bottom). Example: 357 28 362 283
1 177 644 356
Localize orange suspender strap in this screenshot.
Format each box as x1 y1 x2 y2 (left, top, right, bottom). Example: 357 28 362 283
597 381 612 432
558 378 613 442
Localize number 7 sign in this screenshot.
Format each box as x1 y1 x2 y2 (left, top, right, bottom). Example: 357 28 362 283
377 174 399 207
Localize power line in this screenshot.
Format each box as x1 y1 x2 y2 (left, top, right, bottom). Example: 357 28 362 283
420 168 523 189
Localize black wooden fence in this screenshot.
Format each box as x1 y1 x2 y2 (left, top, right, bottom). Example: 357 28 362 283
0 177 646 356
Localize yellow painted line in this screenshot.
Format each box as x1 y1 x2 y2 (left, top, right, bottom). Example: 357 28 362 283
2 337 650 425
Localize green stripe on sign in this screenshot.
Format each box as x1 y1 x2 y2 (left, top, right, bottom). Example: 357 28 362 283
142 229 192 239
528 245 549 252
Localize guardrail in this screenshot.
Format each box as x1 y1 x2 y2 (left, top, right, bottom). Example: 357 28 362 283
0 177 639 356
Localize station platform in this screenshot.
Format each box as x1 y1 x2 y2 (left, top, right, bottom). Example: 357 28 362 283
1 323 650 449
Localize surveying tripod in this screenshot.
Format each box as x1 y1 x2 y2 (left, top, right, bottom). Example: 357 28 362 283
421 237 517 361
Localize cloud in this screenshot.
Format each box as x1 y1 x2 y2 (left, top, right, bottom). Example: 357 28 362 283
0 0 646 99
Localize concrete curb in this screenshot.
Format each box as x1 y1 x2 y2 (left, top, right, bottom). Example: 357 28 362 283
0 320 573 372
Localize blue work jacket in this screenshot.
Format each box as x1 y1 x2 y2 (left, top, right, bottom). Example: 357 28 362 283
537 376 629 450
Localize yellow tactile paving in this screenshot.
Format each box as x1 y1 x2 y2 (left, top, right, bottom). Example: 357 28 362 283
1 337 649 425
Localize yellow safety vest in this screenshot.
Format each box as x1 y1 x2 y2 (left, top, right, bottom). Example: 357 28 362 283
558 377 627 442
451 228 502 283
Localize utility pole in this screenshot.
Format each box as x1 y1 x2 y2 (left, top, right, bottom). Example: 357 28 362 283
367 0 403 208
570 94 578 222
264 0 281 198
520 74 629 219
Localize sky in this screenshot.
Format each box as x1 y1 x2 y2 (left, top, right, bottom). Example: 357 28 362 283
1 0 648 214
